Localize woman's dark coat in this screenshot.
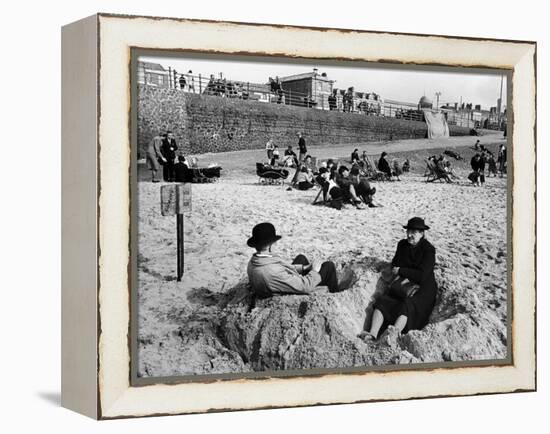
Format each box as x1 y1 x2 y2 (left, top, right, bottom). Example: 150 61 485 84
378 156 392 176
375 237 438 332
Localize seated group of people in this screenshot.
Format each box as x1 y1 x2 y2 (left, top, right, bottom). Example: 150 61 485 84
246 217 438 341
427 154 459 182
315 163 377 210
351 149 407 181
285 156 379 210
266 142 304 168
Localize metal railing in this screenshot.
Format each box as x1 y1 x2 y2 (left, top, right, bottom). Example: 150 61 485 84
138 66 498 128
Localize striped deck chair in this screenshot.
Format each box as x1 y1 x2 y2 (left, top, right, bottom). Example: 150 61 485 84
425 159 452 183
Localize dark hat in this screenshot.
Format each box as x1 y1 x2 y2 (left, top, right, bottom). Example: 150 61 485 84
381 151 387 157
338 165 349 175
247 222 282 248
403 217 430 231
318 167 328 174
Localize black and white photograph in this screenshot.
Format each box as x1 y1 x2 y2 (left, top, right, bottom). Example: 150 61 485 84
2 0 543 428
134 53 510 380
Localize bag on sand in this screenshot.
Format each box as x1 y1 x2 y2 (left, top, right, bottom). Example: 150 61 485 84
389 276 419 299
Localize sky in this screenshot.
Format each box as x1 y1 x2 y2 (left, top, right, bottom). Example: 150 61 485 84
140 53 507 111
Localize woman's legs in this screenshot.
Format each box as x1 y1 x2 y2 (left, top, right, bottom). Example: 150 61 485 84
348 184 361 202
365 310 408 339
394 315 408 333
368 308 384 338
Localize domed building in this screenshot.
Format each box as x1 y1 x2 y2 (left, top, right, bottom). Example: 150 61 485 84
418 96 433 109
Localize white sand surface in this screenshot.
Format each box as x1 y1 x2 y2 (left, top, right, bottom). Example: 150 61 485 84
136 135 508 377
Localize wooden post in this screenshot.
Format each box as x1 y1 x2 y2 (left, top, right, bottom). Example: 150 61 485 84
177 215 184 281
161 184 192 281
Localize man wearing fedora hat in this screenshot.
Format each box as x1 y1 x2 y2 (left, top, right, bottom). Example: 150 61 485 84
359 217 438 341
247 222 356 298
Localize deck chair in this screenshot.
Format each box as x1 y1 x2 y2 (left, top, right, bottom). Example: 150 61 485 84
256 162 289 185
367 156 390 181
312 176 329 205
425 160 452 183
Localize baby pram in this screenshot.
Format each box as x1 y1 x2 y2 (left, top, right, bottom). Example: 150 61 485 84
199 166 222 179
175 164 222 183
256 163 289 185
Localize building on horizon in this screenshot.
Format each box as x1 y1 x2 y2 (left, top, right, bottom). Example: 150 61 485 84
278 69 335 110
137 61 170 88
440 101 507 130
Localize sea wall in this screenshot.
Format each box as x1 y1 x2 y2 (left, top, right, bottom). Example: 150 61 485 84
138 86 471 157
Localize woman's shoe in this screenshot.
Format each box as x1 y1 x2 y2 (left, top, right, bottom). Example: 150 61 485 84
358 331 376 342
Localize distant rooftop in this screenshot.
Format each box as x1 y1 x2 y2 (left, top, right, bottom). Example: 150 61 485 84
139 61 166 72
278 72 334 83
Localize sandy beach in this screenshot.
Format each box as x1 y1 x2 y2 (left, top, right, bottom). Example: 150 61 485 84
136 133 508 378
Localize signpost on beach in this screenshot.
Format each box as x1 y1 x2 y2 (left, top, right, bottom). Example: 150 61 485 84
161 184 192 282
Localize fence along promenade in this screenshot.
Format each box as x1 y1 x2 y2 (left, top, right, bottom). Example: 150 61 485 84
139 65 483 128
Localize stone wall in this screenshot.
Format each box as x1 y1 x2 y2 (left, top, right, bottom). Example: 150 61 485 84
138 85 471 157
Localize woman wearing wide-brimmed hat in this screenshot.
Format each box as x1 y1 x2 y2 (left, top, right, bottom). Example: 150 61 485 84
359 217 438 341
246 222 356 298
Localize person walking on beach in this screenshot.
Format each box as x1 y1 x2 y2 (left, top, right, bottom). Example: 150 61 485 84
470 153 482 186
297 132 307 163
246 223 356 298
161 131 178 182
478 151 487 186
497 144 507 177
284 145 298 167
271 145 280 166
266 139 275 162
145 132 166 182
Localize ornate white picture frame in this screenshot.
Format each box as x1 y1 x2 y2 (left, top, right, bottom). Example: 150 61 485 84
61 13 536 419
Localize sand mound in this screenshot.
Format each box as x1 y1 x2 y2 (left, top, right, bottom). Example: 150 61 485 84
138 251 507 377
